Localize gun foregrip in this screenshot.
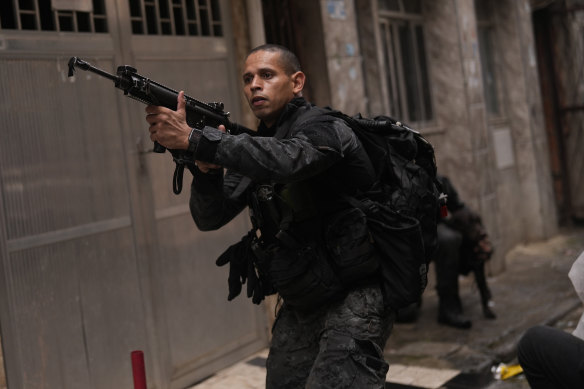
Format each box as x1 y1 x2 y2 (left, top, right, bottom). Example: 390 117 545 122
153 141 166 153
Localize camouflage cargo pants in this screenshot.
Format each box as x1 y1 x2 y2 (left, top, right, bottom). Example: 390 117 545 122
266 284 394 389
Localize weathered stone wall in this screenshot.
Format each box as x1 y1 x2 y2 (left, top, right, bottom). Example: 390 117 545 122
373 0 557 272
491 0 557 246
319 0 368 114
355 0 385 117
549 0 584 220
423 0 483 190
422 0 507 271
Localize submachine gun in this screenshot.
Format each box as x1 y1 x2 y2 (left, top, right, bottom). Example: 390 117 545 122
67 57 254 194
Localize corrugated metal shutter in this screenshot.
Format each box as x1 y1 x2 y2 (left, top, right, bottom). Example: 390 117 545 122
0 1 268 388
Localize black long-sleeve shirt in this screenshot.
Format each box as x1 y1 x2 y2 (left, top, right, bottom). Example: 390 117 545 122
189 97 375 232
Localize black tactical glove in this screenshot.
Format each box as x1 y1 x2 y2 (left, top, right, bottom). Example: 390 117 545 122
246 260 264 304
216 231 273 304
216 234 251 301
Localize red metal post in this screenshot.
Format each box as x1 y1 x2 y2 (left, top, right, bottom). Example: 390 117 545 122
131 350 148 389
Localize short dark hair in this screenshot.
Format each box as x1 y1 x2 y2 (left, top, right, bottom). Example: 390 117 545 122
247 44 302 75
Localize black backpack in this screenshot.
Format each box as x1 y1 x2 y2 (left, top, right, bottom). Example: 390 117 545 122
327 111 445 310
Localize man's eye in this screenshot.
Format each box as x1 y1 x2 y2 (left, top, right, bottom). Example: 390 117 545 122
262 72 272 79
243 76 252 84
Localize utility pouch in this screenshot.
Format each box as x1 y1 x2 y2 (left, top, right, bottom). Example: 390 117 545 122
367 204 427 310
250 238 272 279
343 196 428 310
268 244 343 310
249 184 282 245
325 207 379 284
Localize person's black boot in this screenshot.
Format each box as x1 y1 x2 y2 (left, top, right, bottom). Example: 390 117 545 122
438 295 472 329
438 309 472 329
482 300 497 319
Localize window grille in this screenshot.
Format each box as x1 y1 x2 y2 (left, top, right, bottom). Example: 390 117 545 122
377 1 433 124
379 0 421 14
129 0 223 36
475 0 501 116
0 0 108 33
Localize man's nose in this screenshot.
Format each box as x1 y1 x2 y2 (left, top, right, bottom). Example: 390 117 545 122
249 76 262 90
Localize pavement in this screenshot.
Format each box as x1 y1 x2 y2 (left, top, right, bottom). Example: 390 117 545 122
190 226 584 389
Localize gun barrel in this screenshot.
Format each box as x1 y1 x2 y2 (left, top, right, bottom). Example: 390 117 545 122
68 57 118 82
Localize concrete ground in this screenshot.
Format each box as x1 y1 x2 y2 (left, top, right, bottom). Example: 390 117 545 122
190 226 584 389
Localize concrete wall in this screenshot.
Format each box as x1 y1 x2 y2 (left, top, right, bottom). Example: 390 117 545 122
547 0 584 220
319 0 368 114
423 0 483 195
355 0 385 117
424 0 504 270
426 0 557 271
354 0 558 273
289 1 332 106
489 0 557 247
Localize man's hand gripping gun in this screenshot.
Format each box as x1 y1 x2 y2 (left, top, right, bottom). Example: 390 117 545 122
67 57 254 194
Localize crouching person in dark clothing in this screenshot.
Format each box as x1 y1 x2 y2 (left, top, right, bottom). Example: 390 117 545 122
434 175 495 329
144 44 394 388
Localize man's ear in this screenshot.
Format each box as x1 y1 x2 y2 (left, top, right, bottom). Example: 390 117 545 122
291 71 305 95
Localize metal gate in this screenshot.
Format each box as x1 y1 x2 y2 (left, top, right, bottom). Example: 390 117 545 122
0 1 267 388
534 4 584 224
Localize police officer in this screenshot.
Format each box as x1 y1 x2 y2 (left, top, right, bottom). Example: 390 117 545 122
144 44 393 388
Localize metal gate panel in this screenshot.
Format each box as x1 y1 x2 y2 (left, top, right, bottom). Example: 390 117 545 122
0 54 150 388
117 2 270 383
125 44 268 387
0 1 268 388
156 214 266 386
5 230 145 389
0 57 130 240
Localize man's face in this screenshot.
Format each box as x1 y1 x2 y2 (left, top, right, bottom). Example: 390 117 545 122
242 50 304 127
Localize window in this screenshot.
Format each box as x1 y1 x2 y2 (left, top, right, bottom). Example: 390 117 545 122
475 0 501 116
377 0 432 124
0 0 108 33
129 0 222 36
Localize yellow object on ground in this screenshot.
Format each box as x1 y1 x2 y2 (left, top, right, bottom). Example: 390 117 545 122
492 363 524 380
